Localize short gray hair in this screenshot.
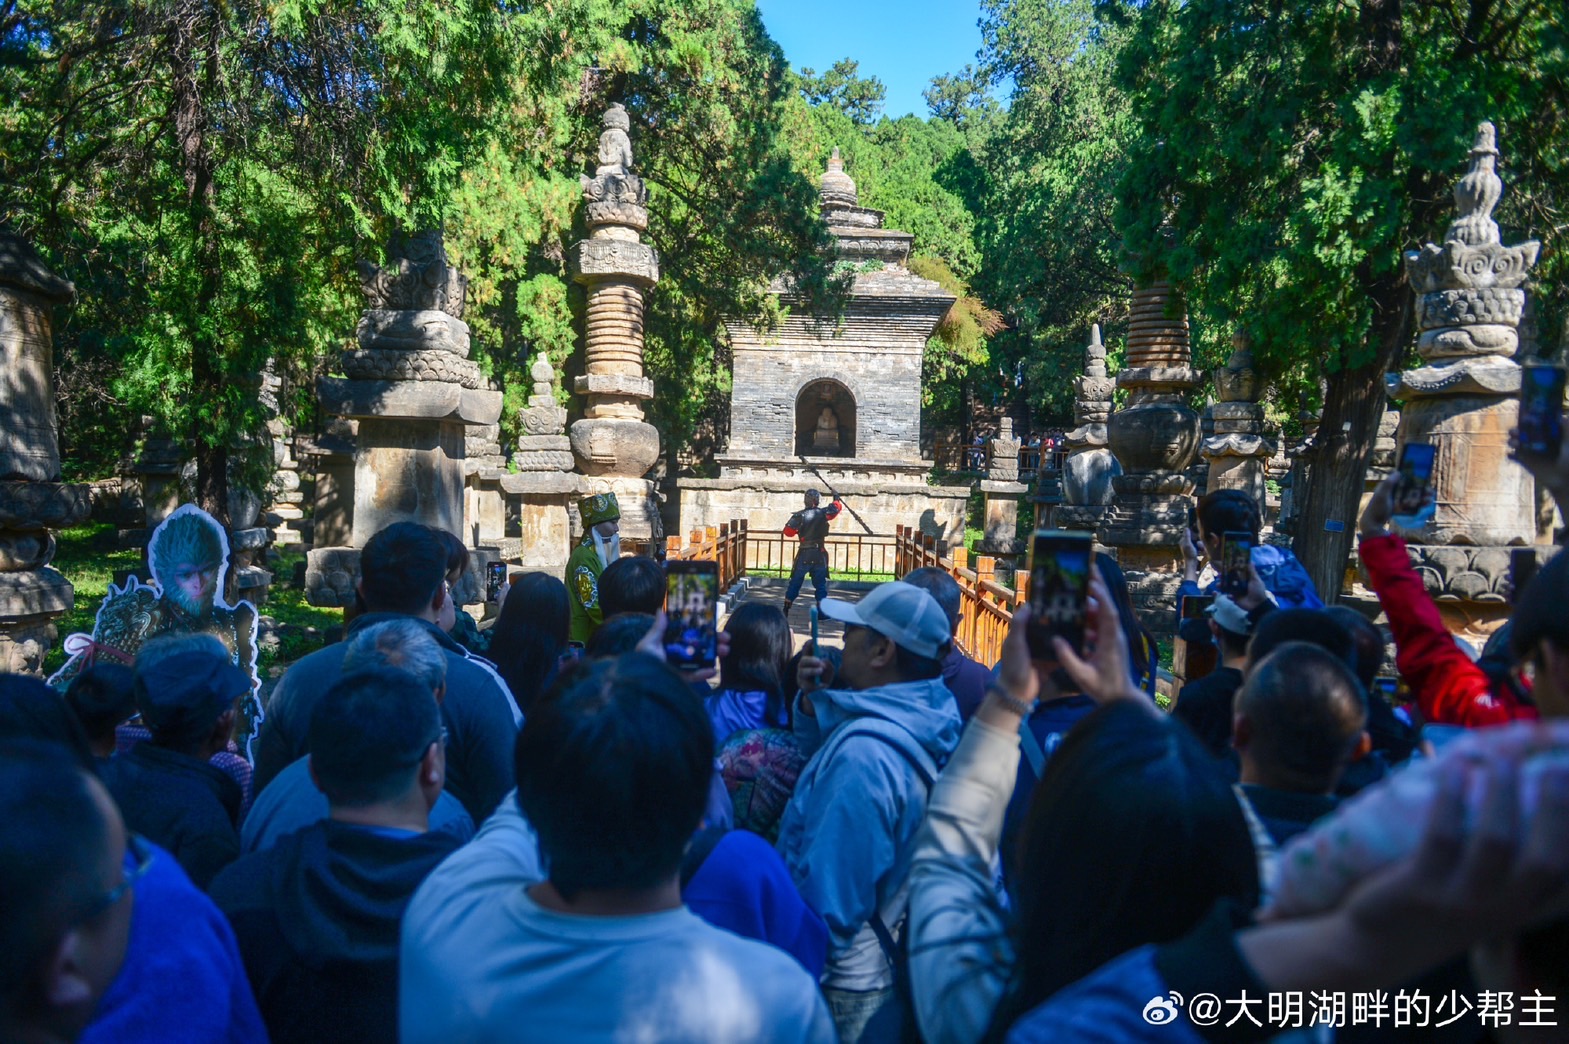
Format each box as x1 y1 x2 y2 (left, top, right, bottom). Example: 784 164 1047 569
342 620 447 695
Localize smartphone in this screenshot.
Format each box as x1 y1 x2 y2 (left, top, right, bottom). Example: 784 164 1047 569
1518 363 1566 459
1511 548 1540 605
1391 442 1438 528
1186 506 1200 550
1026 530 1092 660
663 560 719 669
485 561 507 603
1373 677 1399 703
1218 531 1254 597
809 605 820 651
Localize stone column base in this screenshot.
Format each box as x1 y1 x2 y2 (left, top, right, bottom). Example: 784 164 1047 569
0 567 75 675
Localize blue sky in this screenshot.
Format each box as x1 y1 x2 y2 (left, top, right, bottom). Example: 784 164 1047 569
756 0 987 119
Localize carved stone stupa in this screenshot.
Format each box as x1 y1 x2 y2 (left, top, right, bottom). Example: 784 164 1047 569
1389 121 1541 642
0 234 87 674
1201 332 1276 507
568 103 663 542
305 231 502 607
1099 281 1202 632
499 354 582 576
1055 324 1121 532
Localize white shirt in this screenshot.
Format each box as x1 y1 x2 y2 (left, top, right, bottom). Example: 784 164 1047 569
400 795 836 1043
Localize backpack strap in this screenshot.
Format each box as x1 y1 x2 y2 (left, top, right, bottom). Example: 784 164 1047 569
679 825 728 891
824 718 938 791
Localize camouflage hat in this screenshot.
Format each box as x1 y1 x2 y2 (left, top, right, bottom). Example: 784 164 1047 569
578 493 621 528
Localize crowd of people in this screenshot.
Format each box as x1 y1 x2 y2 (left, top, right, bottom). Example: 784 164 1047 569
3 428 1569 1044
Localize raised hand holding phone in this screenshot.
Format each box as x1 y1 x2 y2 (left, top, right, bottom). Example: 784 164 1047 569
661 560 718 670
1390 442 1438 529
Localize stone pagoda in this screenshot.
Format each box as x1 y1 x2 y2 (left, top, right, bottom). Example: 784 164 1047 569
978 417 1026 556
304 231 502 607
1200 332 1275 507
1389 120 1541 644
678 149 970 541
1099 281 1202 632
1055 324 1121 532
567 102 663 543
0 233 88 674
500 353 582 577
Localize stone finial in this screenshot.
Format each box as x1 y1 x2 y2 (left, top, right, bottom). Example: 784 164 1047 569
595 103 635 176
820 147 859 210
529 353 556 399
1085 323 1108 377
1214 330 1262 403
1447 122 1502 248
357 229 468 319
1406 121 1539 296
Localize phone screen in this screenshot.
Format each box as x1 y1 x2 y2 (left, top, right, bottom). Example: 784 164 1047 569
485 561 507 603
1027 530 1092 660
1392 442 1438 527
1519 364 1566 459
663 562 719 669
1219 531 1254 597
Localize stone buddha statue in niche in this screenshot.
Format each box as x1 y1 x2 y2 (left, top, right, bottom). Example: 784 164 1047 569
812 404 840 451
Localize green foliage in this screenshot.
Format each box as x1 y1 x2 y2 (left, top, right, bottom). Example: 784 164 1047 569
41 524 146 676
1102 0 1569 411
959 0 1135 425
796 58 887 125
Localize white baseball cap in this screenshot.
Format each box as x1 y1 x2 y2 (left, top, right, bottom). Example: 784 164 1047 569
1206 594 1253 636
819 581 951 659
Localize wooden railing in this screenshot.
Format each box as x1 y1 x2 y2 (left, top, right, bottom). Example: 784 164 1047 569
664 520 749 591
894 525 1025 667
744 530 900 581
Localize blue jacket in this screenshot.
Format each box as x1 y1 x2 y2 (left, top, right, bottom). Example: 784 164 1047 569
1177 544 1324 610
685 829 830 979
85 840 266 1043
776 677 962 990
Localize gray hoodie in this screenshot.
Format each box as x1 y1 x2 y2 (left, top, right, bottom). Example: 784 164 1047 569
776 676 962 990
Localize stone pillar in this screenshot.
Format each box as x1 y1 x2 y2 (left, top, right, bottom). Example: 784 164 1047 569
1099 283 1202 634
304 233 502 607
979 417 1026 555
1390 121 1539 646
120 426 185 550
1201 332 1276 506
298 418 356 550
500 354 582 577
463 422 509 548
1056 324 1120 533
260 360 306 549
568 103 663 542
0 234 89 674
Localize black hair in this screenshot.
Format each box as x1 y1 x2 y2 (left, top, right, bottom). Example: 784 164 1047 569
431 528 470 582
719 602 794 726
1512 549 1569 660
359 522 447 616
0 674 95 770
64 665 137 747
1214 619 1251 659
309 668 440 807
0 741 114 1010
488 572 570 718
1196 489 1262 543
902 567 962 635
515 655 713 898
585 613 655 659
1249 608 1354 670
894 641 947 682
1002 702 1257 1024
1237 642 1368 793
599 556 665 618
1322 606 1384 688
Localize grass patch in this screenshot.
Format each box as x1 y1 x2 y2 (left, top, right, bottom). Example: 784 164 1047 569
43 525 338 677
44 523 146 676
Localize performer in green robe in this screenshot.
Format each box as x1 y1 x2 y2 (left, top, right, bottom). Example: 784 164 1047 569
566 493 621 645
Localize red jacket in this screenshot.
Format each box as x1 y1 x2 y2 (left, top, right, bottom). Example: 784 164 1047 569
1360 533 1536 728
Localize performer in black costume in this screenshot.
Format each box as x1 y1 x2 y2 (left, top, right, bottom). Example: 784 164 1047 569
782 489 842 616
